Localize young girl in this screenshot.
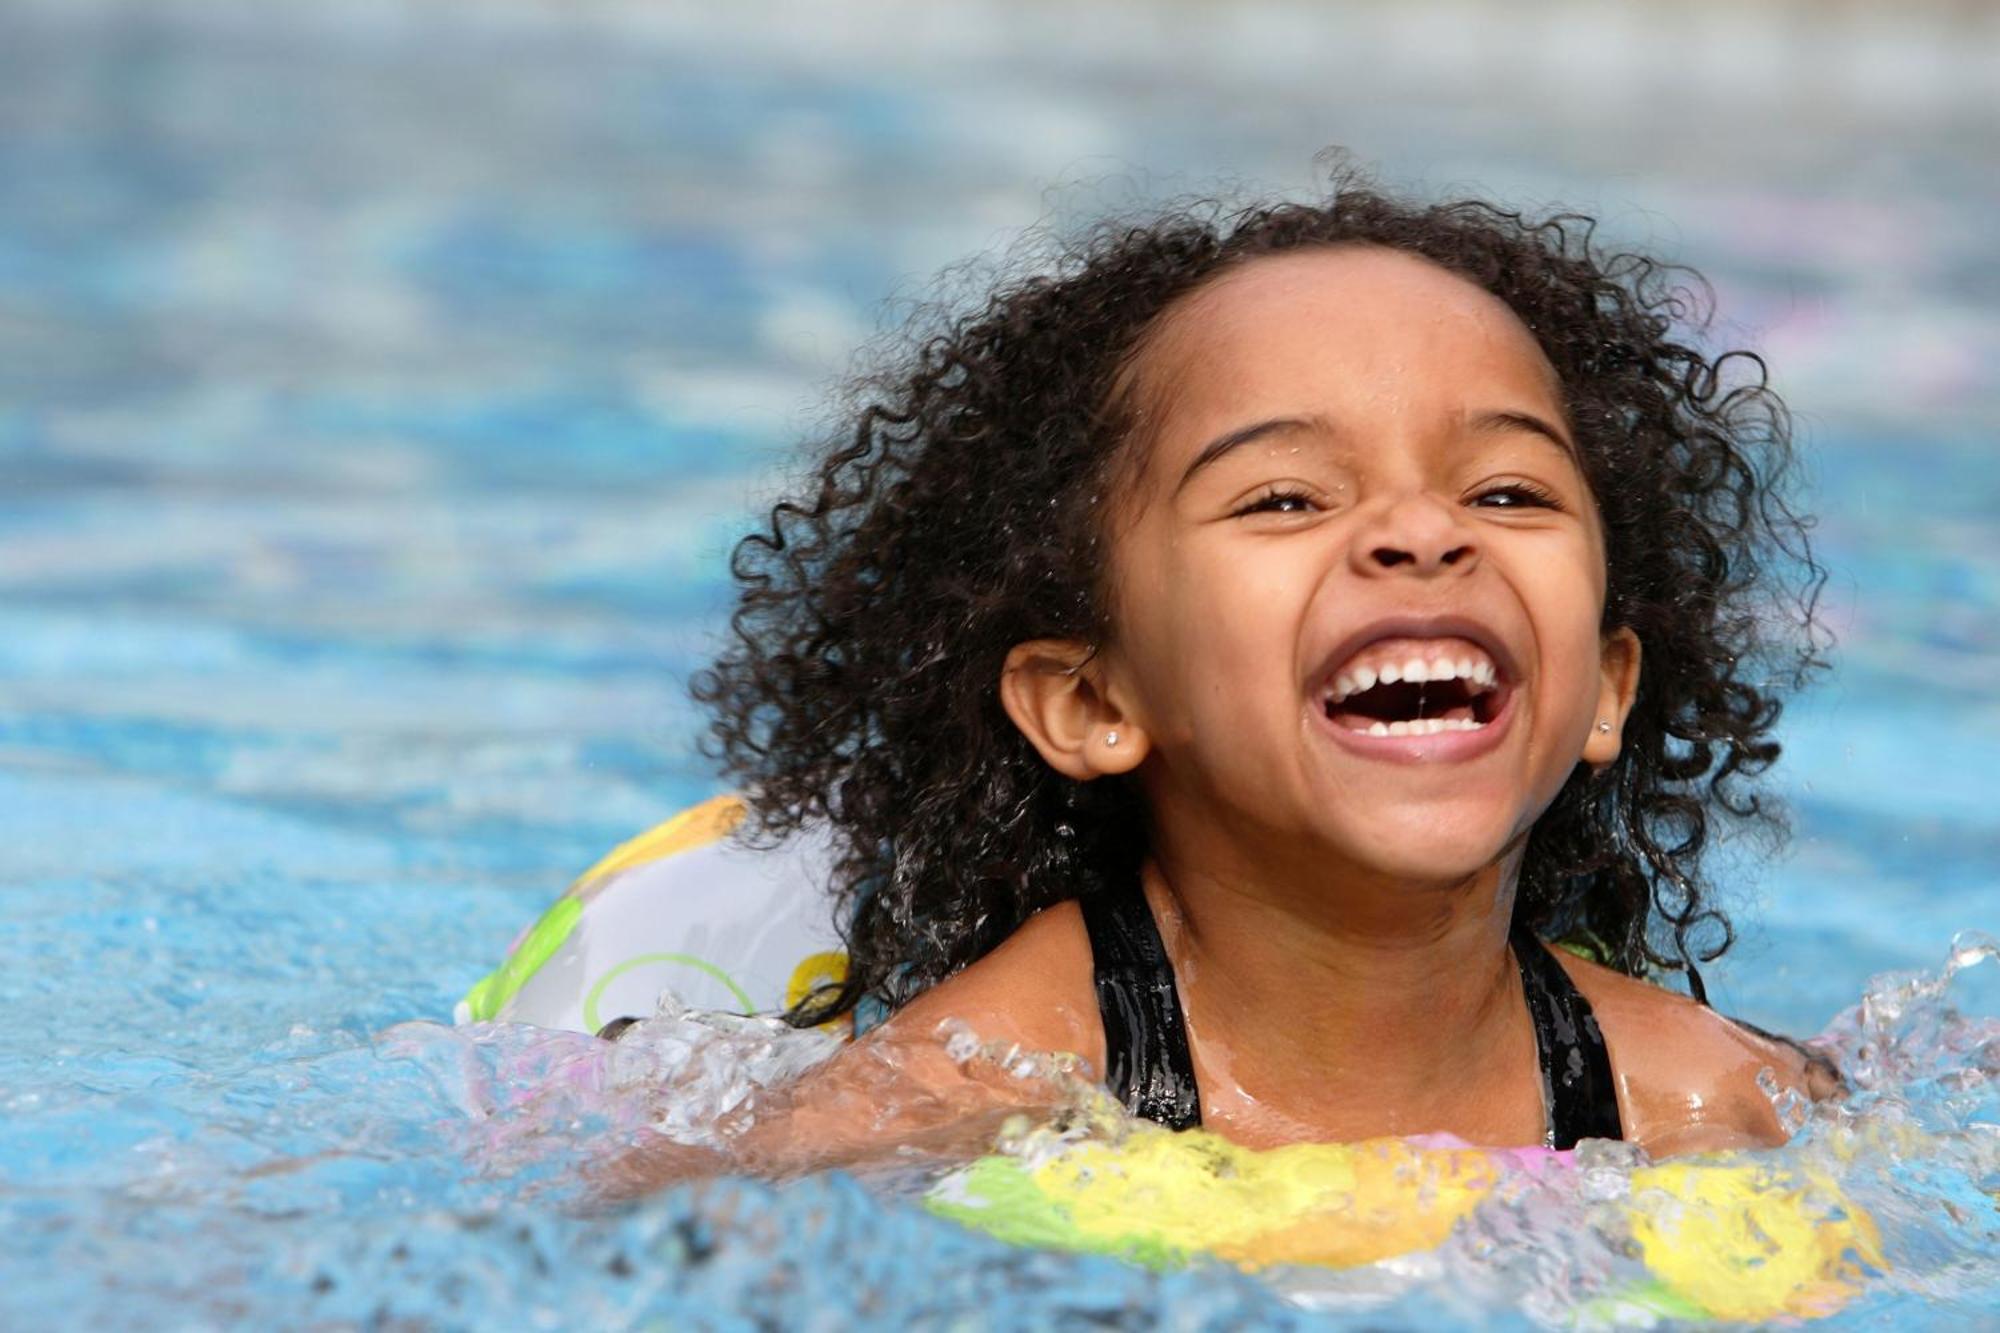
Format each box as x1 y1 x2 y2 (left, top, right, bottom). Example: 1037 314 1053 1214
669 168 1834 1174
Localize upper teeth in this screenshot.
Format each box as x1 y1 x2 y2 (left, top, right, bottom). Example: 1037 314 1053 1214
1329 655 1498 703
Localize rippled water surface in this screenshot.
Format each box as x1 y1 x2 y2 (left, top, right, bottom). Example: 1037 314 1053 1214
3 0 1997 1326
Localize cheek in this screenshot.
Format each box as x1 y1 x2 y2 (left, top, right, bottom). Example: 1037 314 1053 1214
1532 554 1612 705
1119 541 1310 738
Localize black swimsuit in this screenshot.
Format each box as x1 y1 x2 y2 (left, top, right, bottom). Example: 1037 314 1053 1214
1079 881 1626 1149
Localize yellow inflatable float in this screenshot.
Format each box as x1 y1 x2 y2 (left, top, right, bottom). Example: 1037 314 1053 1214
926 1124 1886 1324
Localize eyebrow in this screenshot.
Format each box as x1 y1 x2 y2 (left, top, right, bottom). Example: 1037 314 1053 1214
1173 415 1323 494
1174 408 1579 494
1468 409 1579 467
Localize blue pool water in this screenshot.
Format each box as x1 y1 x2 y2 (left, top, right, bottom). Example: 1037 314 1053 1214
2 1 1996 1326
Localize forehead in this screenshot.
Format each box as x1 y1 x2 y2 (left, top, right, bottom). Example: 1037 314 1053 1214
1123 245 1565 464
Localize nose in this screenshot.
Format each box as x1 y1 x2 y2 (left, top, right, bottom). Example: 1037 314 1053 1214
1347 490 1479 578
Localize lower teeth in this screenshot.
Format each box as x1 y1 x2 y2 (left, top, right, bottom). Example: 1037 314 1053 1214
1356 718 1484 737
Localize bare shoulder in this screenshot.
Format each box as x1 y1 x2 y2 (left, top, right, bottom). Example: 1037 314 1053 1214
682 903 1104 1184
874 899 1104 1071
1552 948 1819 1157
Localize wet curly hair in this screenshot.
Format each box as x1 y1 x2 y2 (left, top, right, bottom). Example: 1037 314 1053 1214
691 165 1832 1025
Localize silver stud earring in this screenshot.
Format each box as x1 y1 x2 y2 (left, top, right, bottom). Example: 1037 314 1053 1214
1597 720 1612 733
1104 730 1120 747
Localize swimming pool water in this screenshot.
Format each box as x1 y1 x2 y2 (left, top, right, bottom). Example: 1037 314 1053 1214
2 1 1996 1326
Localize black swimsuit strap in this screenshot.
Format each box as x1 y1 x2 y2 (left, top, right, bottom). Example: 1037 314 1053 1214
1078 883 1203 1130
1509 922 1623 1149
1081 881 1624 1146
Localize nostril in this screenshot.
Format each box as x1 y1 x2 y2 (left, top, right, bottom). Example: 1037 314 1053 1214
1370 543 1472 569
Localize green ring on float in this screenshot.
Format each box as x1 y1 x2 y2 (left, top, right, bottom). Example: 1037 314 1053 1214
583 953 756 1033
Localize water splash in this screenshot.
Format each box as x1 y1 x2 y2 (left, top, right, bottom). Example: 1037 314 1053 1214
1816 931 2000 1122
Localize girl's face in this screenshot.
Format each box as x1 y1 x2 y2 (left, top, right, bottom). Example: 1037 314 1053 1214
1090 245 1639 890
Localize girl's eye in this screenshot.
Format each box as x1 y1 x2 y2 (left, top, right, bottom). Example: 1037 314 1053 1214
1473 481 1563 511
1232 487 1319 518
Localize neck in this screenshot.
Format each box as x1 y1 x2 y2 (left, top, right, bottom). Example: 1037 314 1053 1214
1142 830 1531 1131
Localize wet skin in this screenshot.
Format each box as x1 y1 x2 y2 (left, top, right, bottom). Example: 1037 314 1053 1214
620 247 1818 1186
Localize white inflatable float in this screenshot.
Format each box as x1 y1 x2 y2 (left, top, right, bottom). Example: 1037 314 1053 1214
455 794 853 1034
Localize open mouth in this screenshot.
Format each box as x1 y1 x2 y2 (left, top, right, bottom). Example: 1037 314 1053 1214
1320 656 1508 738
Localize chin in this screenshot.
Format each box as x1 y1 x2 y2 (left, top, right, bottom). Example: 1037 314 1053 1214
1338 816 1509 887
1373 851 1496 890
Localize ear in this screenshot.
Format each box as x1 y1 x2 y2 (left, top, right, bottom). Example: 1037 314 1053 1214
1582 625 1642 772
999 639 1149 780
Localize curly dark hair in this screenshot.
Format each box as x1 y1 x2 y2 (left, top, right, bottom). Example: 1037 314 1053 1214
691 165 1832 1025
